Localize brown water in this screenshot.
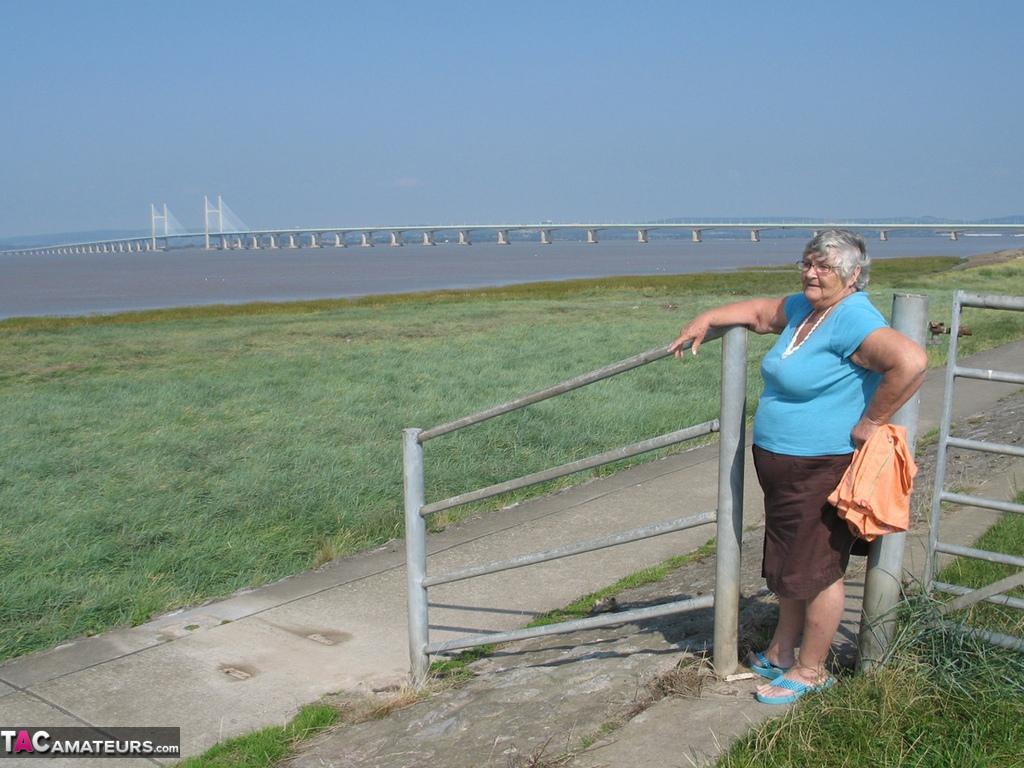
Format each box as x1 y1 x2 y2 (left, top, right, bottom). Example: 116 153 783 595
0 237 1002 319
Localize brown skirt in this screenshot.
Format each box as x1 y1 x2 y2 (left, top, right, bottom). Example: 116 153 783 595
752 445 857 600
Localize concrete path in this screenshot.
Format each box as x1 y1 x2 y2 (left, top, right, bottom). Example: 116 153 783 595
2 337 1022 763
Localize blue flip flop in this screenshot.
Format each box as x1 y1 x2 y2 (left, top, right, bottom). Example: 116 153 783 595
755 674 836 705
747 650 792 680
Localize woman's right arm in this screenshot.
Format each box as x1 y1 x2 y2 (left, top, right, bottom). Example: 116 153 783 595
668 297 788 357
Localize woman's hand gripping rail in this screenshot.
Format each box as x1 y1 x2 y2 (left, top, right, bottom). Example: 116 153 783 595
668 297 788 357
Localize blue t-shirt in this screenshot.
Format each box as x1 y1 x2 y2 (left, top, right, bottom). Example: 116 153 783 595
752 292 887 456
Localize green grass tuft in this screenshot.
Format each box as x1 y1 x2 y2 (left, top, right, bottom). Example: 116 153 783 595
429 644 496 680
177 703 338 768
718 601 1024 768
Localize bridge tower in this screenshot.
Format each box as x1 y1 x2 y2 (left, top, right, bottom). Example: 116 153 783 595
150 203 169 251
204 195 225 250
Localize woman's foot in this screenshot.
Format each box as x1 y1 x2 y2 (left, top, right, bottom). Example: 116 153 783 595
755 664 833 703
747 649 794 680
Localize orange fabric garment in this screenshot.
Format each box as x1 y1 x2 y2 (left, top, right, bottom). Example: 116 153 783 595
827 424 917 542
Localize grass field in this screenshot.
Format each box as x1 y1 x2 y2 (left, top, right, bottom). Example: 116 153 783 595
2 254 1024 661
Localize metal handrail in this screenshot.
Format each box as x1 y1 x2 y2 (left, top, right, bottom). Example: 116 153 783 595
423 510 717 588
939 623 1024 654
419 420 718 516
944 436 1024 459
426 595 715 656
402 327 749 683
937 491 1024 516
932 581 1024 612
417 330 726 442
960 292 1024 311
953 366 1024 385
934 542 1024 569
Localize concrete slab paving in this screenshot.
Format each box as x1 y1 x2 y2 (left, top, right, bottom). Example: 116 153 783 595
0 337 1021 761
28 617 378 758
566 690 778 768
0 632 170 692
0 692 160 768
0 691 84 725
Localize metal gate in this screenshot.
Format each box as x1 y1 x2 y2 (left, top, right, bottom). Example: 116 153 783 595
925 290 1024 652
402 326 748 683
402 294 930 683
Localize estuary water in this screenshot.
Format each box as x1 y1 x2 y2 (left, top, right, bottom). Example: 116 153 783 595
0 236 1009 319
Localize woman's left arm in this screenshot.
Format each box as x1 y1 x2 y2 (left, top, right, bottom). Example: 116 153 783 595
849 328 929 447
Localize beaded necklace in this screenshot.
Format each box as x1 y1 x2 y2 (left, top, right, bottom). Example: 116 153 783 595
781 303 835 359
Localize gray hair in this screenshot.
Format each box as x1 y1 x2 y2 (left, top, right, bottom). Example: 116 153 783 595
804 229 871 290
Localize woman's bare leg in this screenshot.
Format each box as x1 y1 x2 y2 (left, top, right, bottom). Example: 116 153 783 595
757 578 844 696
761 596 803 668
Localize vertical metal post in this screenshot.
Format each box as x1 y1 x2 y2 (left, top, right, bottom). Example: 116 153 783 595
857 293 928 671
924 291 964 591
713 326 747 676
403 428 430 684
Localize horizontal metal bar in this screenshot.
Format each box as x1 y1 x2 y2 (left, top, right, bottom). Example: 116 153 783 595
426 594 715 655
936 570 1024 616
933 581 1024 613
934 542 1024 569
421 419 719 516
424 511 716 587
953 366 1024 386
418 329 731 442
939 491 1024 516
940 621 1024 654
957 292 1024 311
945 436 1024 459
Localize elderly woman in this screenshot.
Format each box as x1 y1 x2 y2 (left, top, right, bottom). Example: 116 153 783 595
668 230 927 704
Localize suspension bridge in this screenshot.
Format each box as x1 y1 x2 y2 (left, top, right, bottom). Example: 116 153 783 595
4 197 1024 256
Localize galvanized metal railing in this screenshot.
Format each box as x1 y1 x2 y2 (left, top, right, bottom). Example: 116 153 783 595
925 290 1024 653
403 326 748 683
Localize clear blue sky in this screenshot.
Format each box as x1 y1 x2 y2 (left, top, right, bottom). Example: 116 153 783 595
2 1 1022 237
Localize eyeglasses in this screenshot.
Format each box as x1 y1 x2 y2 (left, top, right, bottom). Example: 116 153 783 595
796 260 837 275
